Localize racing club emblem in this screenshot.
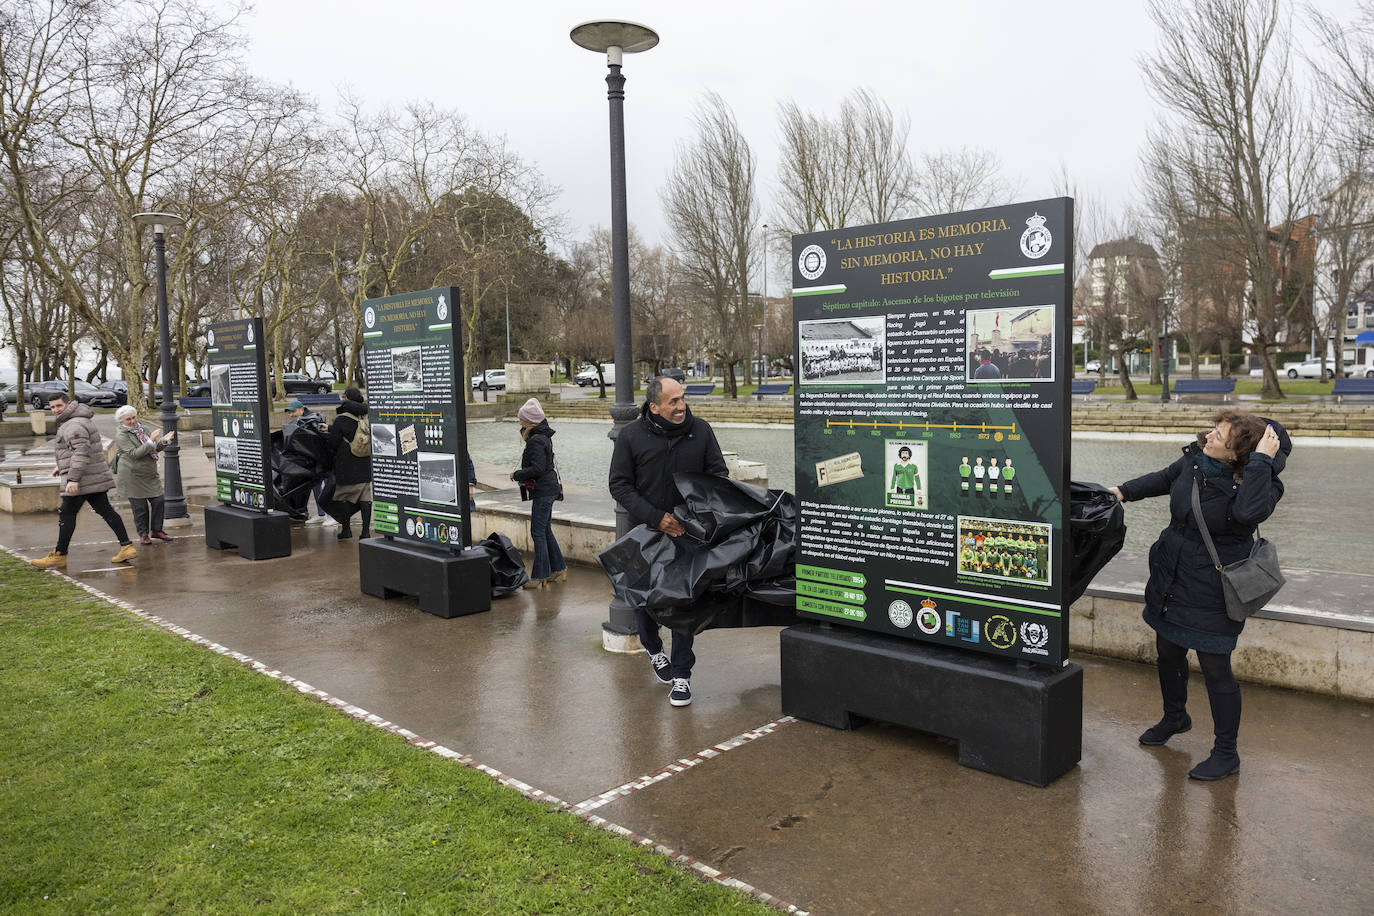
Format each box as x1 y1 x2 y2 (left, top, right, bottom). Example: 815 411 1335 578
1019 213 1052 260
364 306 377 329
246 324 254 343
436 295 448 322
206 329 215 348
915 598 942 634
798 244 827 281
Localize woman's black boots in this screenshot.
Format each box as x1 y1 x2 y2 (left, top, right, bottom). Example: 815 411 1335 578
1188 684 1241 780
1139 649 1192 746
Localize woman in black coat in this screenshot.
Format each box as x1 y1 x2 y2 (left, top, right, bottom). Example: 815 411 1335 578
510 398 566 588
1110 410 1288 780
327 387 372 540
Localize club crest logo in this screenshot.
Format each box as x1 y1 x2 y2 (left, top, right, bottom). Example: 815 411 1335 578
1020 621 1051 656
231 418 240 436
888 599 913 629
246 324 255 344
986 614 1017 649
798 244 827 281
916 598 942 634
206 329 215 348
364 306 377 329
1020 213 1052 260
436 295 448 322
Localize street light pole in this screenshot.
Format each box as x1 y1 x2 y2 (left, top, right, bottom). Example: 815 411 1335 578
762 222 768 381
504 280 512 364
571 18 659 650
1159 295 1173 404
133 212 188 522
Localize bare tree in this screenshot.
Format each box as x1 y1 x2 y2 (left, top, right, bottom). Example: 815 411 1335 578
1142 0 1324 397
663 93 758 398
1313 150 1374 377
909 146 1019 217
773 97 861 236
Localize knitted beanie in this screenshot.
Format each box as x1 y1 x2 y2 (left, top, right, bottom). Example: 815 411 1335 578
517 398 545 425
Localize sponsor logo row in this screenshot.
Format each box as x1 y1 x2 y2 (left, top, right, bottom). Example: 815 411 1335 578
887 597 1052 656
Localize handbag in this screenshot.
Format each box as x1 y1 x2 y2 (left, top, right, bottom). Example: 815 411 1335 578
1189 478 1285 621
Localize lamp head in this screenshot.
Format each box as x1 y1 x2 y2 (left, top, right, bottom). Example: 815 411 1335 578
132 211 185 235
570 20 658 66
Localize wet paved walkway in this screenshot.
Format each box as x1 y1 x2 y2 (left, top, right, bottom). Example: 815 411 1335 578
3 431 1373 913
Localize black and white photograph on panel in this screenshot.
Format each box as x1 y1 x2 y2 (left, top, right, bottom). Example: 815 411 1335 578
371 422 397 457
390 345 423 392
798 315 886 385
210 365 233 407
965 305 1056 382
417 451 458 506
214 437 239 474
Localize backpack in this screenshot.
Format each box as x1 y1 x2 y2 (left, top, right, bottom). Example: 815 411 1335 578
346 414 370 457
103 437 120 474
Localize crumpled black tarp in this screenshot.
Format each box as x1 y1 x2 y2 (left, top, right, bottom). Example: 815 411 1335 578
597 472 796 634
269 413 333 519
1067 480 1127 605
473 532 531 597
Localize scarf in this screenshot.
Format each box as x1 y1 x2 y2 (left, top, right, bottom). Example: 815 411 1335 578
1198 453 1229 479
648 407 692 438
131 423 158 462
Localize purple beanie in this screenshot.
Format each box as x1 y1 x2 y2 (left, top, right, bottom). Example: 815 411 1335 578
517 398 545 425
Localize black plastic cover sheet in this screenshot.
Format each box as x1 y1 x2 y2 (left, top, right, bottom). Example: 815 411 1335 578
597 473 797 634
269 416 333 518
474 532 531 597
1067 480 1127 605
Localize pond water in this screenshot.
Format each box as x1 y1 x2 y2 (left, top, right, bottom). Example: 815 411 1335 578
465 418 1370 574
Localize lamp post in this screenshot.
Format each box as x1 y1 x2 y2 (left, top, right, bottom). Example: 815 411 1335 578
761 222 768 381
132 212 189 522
1159 295 1173 404
504 280 512 363
571 18 659 649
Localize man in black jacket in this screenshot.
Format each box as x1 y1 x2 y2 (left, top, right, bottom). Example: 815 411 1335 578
608 376 728 707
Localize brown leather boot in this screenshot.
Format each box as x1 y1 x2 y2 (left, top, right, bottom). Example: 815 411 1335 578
111 543 137 564
31 551 67 569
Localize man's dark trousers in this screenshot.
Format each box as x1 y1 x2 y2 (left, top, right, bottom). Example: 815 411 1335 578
636 609 694 679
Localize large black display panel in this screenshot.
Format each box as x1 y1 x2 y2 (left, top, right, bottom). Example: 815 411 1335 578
792 199 1073 666
207 318 272 511
361 286 470 549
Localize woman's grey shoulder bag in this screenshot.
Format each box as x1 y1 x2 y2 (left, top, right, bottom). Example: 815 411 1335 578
1190 478 1285 622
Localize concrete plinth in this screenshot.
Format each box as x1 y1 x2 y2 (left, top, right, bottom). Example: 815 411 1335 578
358 537 491 619
0 479 61 513
780 622 1083 786
204 505 293 560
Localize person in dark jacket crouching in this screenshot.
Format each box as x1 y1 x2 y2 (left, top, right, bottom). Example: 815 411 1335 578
608 376 728 708
510 397 566 588
1109 410 1288 780
327 387 372 540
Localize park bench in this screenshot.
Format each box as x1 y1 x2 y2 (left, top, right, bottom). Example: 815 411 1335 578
177 396 211 410
1171 378 1235 400
297 392 341 406
755 383 792 400
1071 380 1097 397
684 383 715 397
1333 377 1374 403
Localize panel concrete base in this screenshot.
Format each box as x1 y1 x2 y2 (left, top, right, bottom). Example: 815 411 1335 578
358 536 491 619
204 505 292 560
780 622 1083 787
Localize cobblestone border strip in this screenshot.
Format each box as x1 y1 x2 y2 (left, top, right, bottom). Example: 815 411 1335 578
572 716 798 815
4 546 810 915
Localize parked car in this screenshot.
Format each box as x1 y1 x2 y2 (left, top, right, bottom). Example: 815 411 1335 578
0 382 19 405
26 379 119 410
660 367 687 384
96 379 185 405
182 379 212 397
1084 359 1102 372
1283 358 1331 380
575 364 615 387
269 372 333 397
470 369 506 391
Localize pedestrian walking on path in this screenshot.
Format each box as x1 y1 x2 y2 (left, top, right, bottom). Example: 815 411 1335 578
511 397 566 588
608 377 728 708
31 393 137 569
1109 409 1289 781
112 405 176 545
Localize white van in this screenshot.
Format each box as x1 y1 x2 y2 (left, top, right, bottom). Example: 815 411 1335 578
575 363 615 387
1340 346 1374 378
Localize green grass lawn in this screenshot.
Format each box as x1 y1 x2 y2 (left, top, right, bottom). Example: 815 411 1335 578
0 554 769 914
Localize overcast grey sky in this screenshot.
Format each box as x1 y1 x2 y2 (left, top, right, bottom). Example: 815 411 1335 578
243 0 1356 258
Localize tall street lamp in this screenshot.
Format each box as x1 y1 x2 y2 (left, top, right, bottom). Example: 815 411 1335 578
761 222 769 381
570 18 659 650
133 212 189 522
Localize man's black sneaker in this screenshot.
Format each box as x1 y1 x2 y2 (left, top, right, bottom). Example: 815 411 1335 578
669 678 692 707
649 652 672 684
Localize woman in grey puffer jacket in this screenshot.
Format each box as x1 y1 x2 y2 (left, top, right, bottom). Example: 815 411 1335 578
31 393 136 569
